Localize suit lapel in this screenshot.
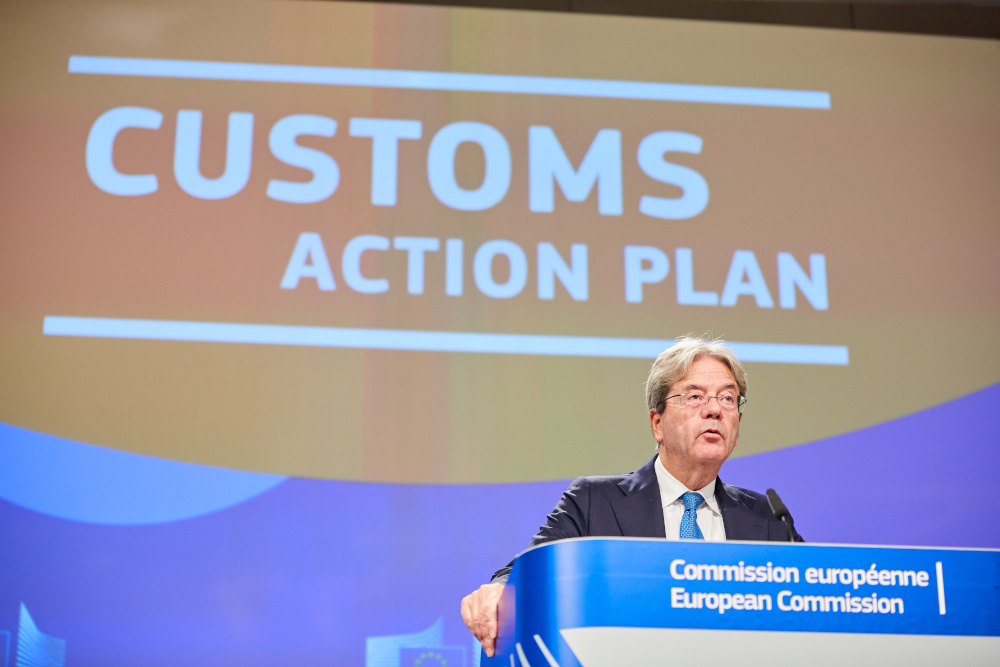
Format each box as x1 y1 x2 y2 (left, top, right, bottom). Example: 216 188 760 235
716 479 767 541
610 456 666 538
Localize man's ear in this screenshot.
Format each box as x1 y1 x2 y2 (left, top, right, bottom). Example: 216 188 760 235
649 409 663 443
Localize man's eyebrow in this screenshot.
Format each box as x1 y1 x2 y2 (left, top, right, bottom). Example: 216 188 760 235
681 381 737 392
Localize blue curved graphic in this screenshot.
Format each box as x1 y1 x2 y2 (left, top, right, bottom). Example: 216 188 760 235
0 422 286 525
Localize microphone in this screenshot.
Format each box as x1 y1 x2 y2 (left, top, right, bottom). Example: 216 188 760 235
766 489 802 543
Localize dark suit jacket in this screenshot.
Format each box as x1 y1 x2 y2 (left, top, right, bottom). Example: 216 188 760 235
492 455 801 582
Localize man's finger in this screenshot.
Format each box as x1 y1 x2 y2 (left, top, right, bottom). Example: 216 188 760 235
481 633 495 657
480 605 498 657
460 594 474 628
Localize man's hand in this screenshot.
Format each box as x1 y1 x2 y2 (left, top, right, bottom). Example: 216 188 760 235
460 582 505 657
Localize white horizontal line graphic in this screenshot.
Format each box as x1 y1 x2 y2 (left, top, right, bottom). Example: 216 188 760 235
68 56 831 109
43 316 849 365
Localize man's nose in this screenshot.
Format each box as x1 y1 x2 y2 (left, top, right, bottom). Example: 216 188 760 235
702 396 723 416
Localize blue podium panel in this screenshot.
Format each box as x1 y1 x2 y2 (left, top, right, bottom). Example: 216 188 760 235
486 539 1000 667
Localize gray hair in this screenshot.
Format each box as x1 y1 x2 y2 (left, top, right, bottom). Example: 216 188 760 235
645 337 748 414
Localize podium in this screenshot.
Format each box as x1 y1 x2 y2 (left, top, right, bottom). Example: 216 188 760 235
483 538 1000 666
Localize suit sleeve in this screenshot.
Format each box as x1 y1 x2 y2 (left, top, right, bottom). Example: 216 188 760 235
490 476 592 583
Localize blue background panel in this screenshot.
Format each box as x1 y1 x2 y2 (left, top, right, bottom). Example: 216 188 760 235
1 385 998 663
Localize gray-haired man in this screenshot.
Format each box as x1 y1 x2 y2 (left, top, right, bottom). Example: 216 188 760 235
461 337 802 656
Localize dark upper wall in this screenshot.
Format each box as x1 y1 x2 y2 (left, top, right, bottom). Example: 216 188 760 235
341 0 1000 39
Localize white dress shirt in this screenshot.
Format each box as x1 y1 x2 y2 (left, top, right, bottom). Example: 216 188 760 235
654 456 727 541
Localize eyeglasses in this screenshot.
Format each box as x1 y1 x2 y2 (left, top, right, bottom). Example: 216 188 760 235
665 392 747 414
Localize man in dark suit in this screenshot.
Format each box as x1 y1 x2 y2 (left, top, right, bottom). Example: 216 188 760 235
461 337 802 657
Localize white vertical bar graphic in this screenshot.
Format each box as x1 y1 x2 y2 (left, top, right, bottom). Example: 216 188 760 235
936 561 946 615
515 642 532 666
533 634 561 667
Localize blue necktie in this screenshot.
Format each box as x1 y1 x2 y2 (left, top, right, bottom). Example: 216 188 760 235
679 492 705 540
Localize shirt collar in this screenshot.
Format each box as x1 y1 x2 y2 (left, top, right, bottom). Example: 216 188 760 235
654 455 721 515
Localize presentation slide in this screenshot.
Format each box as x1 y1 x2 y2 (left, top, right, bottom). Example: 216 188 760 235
1 0 997 663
